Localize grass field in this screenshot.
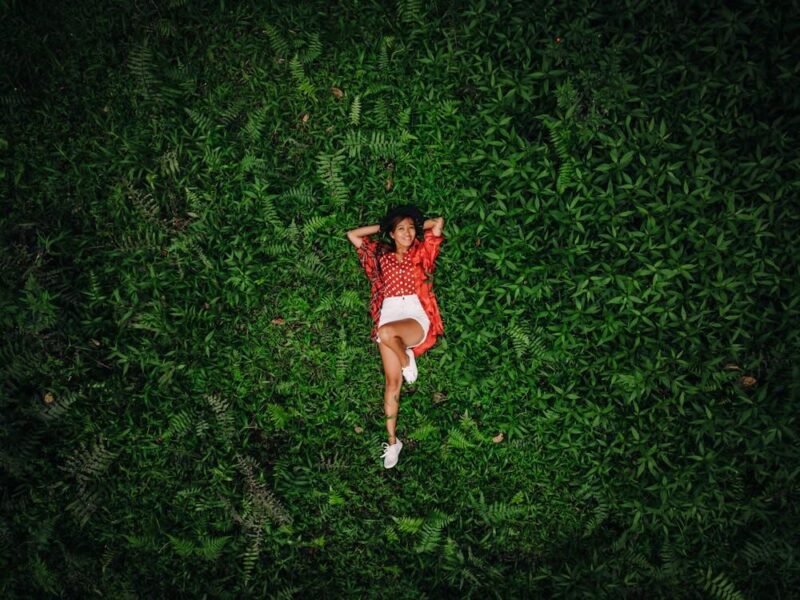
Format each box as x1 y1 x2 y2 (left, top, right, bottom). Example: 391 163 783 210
1 0 799 597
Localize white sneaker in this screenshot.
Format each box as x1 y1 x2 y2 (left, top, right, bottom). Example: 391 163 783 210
381 438 404 468
402 348 418 383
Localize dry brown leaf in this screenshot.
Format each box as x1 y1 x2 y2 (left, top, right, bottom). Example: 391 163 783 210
354 426 364 434
331 86 344 99
432 391 447 404
724 363 742 371
740 375 757 388
271 318 286 325
43 392 55 405
300 112 310 123
475 238 481 247
90 338 101 347
384 176 393 192
492 432 504 443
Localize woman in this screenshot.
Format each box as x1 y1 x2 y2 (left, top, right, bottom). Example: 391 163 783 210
347 205 446 468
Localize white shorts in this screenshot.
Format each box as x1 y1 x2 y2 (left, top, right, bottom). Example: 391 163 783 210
377 294 430 348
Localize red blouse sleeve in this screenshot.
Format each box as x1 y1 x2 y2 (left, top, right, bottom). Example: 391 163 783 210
356 236 379 280
420 229 445 275
356 236 388 286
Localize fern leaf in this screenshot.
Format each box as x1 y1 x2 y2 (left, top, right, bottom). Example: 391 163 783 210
507 321 531 359
265 403 292 429
205 393 234 441
185 107 213 132
543 117 578 193
349 94 362 126
128 38 158 101
29 554 61 596
162 409 194 441
408 422 438 441
219 97 246 127
301 214 331 239
167 534 195 557
244 106 269 141
301 31 322 64
393 516 424 534
263 23 289 58
378 36 395 72
698 567 746 600
413 511 455 554
445 428 476 450
242 527 262 586
398 0 423 24
66 483 101 528
372 97 389 128
38 390 79 422
316 150 349 207
197 535 231 560
289 53 314 97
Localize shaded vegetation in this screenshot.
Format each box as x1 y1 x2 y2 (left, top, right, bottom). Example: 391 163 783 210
1 0 799 597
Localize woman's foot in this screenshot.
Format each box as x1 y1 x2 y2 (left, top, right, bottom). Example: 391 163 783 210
402 348 418 383
381 438 404 468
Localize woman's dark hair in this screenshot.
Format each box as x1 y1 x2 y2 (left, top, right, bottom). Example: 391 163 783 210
374 204 426 280
379 204 425 242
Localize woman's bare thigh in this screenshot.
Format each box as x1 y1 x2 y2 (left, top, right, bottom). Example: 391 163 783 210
381 318 425 348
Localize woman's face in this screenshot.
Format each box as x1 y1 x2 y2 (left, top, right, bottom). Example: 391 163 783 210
390 217 416 250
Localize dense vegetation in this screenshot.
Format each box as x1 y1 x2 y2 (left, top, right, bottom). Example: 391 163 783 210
2 0 799 597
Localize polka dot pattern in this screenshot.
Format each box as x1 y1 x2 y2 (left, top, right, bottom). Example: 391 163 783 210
380 249 417 298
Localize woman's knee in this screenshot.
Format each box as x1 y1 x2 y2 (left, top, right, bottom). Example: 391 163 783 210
384 376 402 393
378 324 396 344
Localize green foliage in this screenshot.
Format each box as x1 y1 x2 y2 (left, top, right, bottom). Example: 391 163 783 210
397 0 423 24
300 31 323 65
349 94 361 126
699 567 746 600
128 37 159 103
542 116 578 193
1 0 799 597
289 53 315 98
315 150 348 207
262 22 289 58
377 36 395 73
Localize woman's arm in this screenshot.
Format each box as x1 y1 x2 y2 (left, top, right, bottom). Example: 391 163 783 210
346 223 381 249
424 217 445 236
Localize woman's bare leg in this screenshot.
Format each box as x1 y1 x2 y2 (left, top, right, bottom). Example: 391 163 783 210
378 341 403 444
378 319 425 368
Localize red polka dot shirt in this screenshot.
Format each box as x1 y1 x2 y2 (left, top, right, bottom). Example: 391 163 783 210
379 250 417 298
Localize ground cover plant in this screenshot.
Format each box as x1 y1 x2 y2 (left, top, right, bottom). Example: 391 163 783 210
1 0 799 597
